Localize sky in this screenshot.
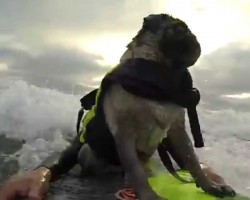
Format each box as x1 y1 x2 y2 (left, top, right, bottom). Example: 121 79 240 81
0 0 250 111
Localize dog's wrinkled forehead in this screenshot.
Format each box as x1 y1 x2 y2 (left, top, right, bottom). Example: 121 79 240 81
142 14 186 33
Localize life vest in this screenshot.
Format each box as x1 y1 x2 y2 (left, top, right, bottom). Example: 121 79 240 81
78 58 203 166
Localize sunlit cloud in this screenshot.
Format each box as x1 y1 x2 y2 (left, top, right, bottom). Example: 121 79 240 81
222 93 250 99
43 0 250 66
157 0 250 54
92 75 105 82
0 63 8 71
80 35 130 66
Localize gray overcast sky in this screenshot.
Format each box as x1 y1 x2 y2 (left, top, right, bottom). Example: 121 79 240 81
0 0 250 110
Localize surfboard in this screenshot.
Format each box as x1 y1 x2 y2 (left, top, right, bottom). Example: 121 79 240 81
12 169 250 200
147 170 249 200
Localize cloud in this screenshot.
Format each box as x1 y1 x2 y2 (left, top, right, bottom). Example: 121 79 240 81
0 0 161 67
191 42 250 111
0 63 8 71
0 44 107 94
0 0 155 34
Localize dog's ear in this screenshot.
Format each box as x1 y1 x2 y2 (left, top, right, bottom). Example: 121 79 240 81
142 14 170 33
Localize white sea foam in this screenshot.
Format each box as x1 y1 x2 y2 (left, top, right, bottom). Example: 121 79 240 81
194 108 250 197
0 80 249 197
0 80 81 169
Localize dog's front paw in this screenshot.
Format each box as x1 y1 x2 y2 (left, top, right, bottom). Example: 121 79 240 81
219 184 236 197
196 180 236 197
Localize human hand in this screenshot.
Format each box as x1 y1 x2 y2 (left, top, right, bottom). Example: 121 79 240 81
0 167 51 200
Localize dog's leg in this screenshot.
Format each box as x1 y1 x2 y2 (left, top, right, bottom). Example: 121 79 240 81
115 133 160 200
167 109 235 197
166 110 205 180
103 85 162 200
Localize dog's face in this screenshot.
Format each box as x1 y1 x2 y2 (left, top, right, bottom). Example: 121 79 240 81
132 14 201 68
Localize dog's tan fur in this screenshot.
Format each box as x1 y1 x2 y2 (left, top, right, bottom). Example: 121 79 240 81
104 84 183 157
120 31 161 63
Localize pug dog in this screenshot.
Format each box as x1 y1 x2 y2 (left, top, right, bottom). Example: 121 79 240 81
99 14 235 200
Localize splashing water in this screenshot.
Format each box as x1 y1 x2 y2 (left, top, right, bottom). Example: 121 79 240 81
0 80 80 170
0 80 249 197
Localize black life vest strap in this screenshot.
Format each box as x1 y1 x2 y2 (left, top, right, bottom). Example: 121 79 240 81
157 143 194 183
187 107 204 148
76 89 99 134
76 108 84 134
